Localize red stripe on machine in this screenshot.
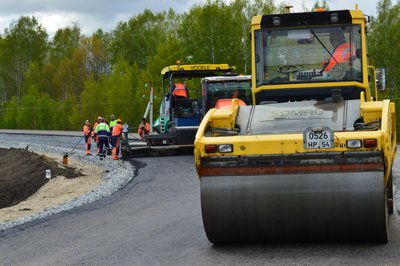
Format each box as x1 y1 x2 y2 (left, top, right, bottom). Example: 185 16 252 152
199 163 384 176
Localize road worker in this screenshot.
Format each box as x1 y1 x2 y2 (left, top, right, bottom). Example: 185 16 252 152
108 114 117 153
232 90 240 99
109 114 117 130
83 120 92 155
92 116 102 156
138 117 150 141
322 29 351 74
95 117 110 160
111 119 123 160
214 90 246 109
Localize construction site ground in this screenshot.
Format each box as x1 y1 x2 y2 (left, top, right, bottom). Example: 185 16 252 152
1 133 400 265
0 147 103 223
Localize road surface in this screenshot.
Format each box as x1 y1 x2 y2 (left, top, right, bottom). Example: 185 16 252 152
0 134 400 265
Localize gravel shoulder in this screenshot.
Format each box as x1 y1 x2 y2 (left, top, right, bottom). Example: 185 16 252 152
0 141 135 231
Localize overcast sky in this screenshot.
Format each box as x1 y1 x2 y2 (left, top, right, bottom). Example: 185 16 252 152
0 0 380 38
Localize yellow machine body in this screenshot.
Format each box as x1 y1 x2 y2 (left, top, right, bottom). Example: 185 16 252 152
195 9 396 243
161 63 234 76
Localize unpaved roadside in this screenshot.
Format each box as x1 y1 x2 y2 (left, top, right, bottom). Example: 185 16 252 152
0 153 103 223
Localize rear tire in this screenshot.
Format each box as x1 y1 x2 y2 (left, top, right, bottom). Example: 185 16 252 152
387 170 394 214
382 188 389 243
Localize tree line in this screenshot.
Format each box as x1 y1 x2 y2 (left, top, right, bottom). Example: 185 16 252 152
0 0 398 132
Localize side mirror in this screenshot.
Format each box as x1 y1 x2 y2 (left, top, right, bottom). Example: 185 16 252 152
376 68 386 91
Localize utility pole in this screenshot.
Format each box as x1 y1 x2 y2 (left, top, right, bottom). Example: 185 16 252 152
149 82 153 133
144 81 154 133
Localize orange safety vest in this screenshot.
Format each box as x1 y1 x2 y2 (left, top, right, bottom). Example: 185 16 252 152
323 42 351 72
83 125 91 136
138 122 150 134
172 83 188 98
112 123 123 137
92 122 98 137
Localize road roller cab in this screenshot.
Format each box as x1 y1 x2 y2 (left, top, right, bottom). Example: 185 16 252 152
194 8 396 243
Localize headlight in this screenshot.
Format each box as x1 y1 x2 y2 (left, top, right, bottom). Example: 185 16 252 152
272 16 281 26
347 139 362 148
218 144 233 153
330 13 339 23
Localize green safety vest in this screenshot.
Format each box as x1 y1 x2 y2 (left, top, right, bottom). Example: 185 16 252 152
110 119 117 128
95 123 110 135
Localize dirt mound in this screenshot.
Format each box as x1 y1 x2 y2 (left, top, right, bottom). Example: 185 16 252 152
0 147 83 209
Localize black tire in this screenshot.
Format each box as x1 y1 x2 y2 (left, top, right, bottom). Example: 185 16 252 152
387 170 394 214
381 188 389 243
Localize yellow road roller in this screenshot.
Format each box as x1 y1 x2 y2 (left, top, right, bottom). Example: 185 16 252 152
194 8 396 243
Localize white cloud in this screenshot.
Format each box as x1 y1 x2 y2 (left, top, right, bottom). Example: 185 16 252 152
34 12 80 35
0 15 17 33
0 0 206 37
0 0 379 39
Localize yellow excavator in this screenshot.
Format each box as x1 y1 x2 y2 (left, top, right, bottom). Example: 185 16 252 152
194 8 396 243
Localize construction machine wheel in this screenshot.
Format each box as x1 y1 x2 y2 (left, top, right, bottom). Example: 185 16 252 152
200 171 388 244
387 170 394 214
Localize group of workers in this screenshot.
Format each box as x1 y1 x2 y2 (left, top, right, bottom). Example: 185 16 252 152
83 115 151 160
83 114 123 160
